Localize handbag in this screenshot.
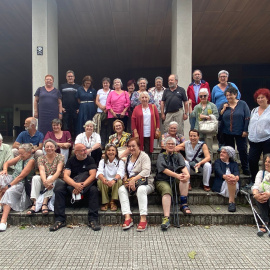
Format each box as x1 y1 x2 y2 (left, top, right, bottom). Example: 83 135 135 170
100 111 107 122
123 177 148 195
152 104 161 139
198 106 218 134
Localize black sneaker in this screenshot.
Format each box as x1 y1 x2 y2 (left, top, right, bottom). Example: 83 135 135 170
88 220 101 231
228 202 236 212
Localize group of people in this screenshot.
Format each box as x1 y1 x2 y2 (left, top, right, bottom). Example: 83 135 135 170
0 69 269 234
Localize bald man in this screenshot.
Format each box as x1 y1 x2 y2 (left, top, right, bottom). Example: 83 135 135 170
50 143 100 231
12 117 44 158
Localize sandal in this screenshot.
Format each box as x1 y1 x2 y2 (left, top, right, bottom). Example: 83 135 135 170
26 204 36 216
110 200 118 211
180 204 192 215
259 224 268 234
137 221 147 232
122 219 133 230
42 204 49 216
180 195 192 215
101 203 109 211
49 221 66 232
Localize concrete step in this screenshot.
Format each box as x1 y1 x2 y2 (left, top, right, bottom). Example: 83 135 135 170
134 188 247 206
6 204 254 226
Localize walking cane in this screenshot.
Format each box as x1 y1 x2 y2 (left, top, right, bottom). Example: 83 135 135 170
240 189 270 237
171 158 180 228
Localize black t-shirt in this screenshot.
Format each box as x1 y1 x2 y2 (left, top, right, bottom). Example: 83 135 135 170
65 156 97 179
162 86 187 113
59 83 80 110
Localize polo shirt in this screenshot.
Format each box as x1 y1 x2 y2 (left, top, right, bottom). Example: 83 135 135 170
16 130 44 146
162 86 187 113
65 155 97 179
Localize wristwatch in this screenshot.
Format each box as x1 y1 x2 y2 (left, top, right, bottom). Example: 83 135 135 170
7 184 11 189
113 178 118 182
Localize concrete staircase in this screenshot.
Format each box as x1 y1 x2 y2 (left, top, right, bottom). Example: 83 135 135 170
4 148 255 226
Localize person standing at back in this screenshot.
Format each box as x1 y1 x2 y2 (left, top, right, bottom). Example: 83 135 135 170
59 70 80 138
160 74 188 134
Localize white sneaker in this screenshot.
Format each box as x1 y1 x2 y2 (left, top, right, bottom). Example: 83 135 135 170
0 223 7 232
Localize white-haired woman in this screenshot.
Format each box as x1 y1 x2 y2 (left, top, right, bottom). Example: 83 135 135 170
27 139 64 216
189 88 218 157
0 143 35 231
160 121 185 151
212 146 240 212
130 78 155 110
106 78 130 133
75 120 102 165
132 91 160 155
211 70 241 110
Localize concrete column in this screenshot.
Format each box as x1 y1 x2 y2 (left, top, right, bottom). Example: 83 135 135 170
171 0 192 137
32 0 58 112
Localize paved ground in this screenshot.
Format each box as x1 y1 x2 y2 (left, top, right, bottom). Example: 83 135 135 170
0 224 269 269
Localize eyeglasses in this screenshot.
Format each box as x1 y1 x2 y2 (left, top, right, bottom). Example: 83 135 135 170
199 95 207 98
219 76 227 78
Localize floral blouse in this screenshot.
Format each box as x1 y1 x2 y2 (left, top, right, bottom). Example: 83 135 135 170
148 87 165 113
37 153 65 178
108 132 131 147
161 132 185 146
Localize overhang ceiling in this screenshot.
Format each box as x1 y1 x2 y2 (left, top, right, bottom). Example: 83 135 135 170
0 0 270 106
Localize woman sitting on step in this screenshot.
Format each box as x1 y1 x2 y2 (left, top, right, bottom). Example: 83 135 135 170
212 146 240 212
155 136 190 230
118 137 154 232
0 143 35 232
96 143 125 211
251 154 270 233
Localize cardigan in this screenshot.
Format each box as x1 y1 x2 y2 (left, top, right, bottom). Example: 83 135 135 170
212 159 240 192
125 151 154 190
131 104 160 153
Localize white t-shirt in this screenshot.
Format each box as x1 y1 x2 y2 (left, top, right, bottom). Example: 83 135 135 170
97 89 112 112
143 107 151 137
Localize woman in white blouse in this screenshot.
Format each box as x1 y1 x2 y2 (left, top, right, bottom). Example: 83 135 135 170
96 143 125 211
75 120 102 165
248 88 270 184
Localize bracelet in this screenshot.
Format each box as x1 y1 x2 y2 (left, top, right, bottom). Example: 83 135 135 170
59 112 63 115
113 178 118 182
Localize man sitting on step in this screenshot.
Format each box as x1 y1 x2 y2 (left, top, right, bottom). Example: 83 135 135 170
175 129 212 192
49 143 100 231
155 136 190 231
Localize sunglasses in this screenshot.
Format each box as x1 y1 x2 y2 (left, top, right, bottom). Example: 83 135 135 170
199 95 207 98
106 143 116 148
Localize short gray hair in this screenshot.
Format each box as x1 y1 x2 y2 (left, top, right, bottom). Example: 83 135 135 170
44 139 58 149
0 133 3 141
83 120 96 128
137 77 148 85
169 121 179 128
169 74 178 81
51 118 62 126
193 69 202 76
139 91 150 101
218 70 229 77
199 88 209 95
66 70 75 76
19 143 34 153
164 136 176 145
155 76 163 83
30 118 37 128
113 78 123 88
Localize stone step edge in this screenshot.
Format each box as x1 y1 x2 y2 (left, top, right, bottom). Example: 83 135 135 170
6 204 255 226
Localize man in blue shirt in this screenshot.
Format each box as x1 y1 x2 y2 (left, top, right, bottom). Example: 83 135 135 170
12 117 44 158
